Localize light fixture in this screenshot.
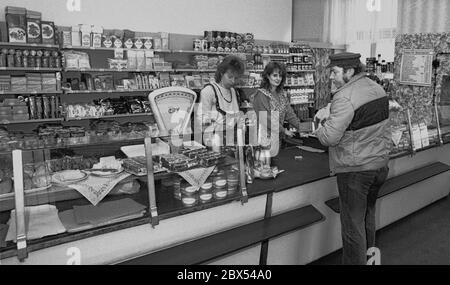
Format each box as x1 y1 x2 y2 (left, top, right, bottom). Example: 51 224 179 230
366 0 381 12
66 0 81 12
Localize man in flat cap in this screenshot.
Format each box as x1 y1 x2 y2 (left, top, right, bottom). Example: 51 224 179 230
314 52 392 265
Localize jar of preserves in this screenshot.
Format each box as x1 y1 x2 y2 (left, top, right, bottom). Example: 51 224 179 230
181 182 198 207
213 170 227 200
226 168 239 195
199 177 213 203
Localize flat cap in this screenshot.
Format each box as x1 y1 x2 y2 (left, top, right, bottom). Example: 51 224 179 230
328 52 361 68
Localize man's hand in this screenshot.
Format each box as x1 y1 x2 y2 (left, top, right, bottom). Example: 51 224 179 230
284 129 295 138
314 103 331 124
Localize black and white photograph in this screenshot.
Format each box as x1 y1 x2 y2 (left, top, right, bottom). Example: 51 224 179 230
0 0 450 269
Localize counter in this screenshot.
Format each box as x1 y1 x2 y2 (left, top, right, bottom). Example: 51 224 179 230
1 143 450 264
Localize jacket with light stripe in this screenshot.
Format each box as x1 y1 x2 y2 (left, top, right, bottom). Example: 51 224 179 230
316 73 392 175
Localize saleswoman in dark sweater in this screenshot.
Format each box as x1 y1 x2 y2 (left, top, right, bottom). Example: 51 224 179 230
252 61 303 156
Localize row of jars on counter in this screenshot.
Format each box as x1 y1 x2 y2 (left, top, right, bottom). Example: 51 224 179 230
163 166 240 207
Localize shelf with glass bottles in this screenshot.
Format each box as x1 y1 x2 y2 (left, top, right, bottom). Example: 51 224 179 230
0 42 60 49
63 89 156 94
0 67 62 72
61 46 171 53
0 90 62 95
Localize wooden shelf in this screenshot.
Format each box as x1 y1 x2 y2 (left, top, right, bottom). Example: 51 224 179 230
62 46 171 53
0 42 59 49
261 53 292 57
63 68 171 73
287 70 315 73
285 85 315 88
171 49 245 56
0 67 62 72
0 90 61 95
290 101 315 105
66 113 153 121
0 118 63 125
174 68 216 72
64 89 155 94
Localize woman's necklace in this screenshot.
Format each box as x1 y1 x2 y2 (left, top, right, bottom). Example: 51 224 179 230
217 83 233 103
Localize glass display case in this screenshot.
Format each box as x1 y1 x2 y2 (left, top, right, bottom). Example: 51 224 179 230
0 125 248 261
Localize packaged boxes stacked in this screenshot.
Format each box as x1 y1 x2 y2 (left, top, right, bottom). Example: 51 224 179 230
202 31 252 53
41 73 57 92
5 6 27 43
152 55 172 71
170 74 186 87
26 73 42 92
26 10 42 44
11 98 29 120
63 51 91 69
41 21 55 45
288 88 314 104
0 102 12 121
0 98 29 121
10 76 27 92
153 32 169 50
286 74 315 87
5 7 55 45
0 76 11 92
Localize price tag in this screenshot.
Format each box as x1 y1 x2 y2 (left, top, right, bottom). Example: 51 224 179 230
114 48 124 59
411 124 422 150
419 123 430 147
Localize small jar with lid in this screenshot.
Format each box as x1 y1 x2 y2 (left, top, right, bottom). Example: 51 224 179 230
199 177 213 203
213 170 227 200
226 168 240 195
181 183 198 207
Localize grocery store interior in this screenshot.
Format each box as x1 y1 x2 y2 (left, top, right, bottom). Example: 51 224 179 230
0 0 450 265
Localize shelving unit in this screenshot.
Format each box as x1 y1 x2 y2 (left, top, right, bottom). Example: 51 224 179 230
0 67 62 72
287 69 315 73
291 101 315 105
63 68 172 73
65 113 153 121
0 118 63 125
63 89 155 94
61 46 171 53
0 90 62 95
0 42 59 49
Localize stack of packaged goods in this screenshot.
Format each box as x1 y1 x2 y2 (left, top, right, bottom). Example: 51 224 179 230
26 10 42 44
5 6 56 45
288 88 314 104
41 73 57 92
5 6 27 43
28 96 61 120
0 76 11 92
26 73 42 92
11 76 27 92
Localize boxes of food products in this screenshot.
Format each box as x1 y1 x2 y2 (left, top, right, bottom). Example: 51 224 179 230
41 21 55 45
71 26 81 47
5 6 27 43
91 25 103 48
79 24 91 47
26 10 41 44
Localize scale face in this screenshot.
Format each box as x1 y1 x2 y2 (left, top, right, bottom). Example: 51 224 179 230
148 87 197 135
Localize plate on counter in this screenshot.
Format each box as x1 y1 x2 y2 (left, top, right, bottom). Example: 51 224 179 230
88 168 124 178
52 170 89 185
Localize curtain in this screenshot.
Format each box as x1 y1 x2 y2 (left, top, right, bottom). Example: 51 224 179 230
398 0 450 34
323 0 398 61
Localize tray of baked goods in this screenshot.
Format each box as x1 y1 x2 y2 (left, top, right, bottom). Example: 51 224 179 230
122 156 167 176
